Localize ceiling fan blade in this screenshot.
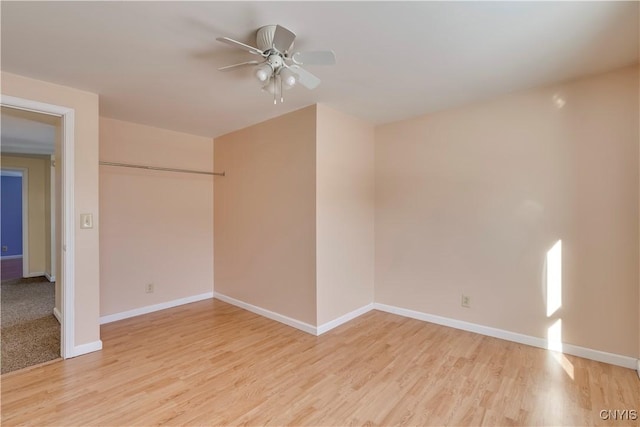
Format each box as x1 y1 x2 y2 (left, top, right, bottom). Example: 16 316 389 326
218 60 262 71
216 37 265 56
292 50 336 66
288 65 321 90
272 25 296 52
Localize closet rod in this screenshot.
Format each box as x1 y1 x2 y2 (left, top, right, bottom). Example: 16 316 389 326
99 161 225 176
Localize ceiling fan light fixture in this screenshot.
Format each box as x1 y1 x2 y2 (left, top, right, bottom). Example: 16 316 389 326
280 68 297 88
255 63 273 82
261 76 281 105
262 80 276 94
217 24 335 103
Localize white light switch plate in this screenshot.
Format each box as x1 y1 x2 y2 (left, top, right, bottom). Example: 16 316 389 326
80 213 93 229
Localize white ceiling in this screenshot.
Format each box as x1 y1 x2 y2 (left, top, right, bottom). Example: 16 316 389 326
1 1 638 138
1 107 58 156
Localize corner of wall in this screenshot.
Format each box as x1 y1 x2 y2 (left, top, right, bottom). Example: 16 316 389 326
213 106 318 326
315 105 375 326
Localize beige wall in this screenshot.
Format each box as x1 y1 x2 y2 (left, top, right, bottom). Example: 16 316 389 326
99 117 214 315
375 65 639 357
214 106 317 325
316 104 375 325
0 155 49 276
2 71 101 347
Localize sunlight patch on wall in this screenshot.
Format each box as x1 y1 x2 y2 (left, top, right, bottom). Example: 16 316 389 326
545 239 573 379
548 319 575 379
546 240 562 317
547 318 563 352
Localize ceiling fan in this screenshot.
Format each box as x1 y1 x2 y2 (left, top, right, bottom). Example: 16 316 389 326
216 25 336 104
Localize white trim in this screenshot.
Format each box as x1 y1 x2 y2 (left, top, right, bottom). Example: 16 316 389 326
0 95 70 117
49 154 56 282
317 303 374 335
373 303 638 370
53 307 62 324
72 340 102 357
100 292 214 324
559 342 638 370
22 169 28 277
24 271 45 278
45 272 55 282
1 95 76 360
61 109 75 360
0 255 23 260
214 292 317 335
637 359 640 380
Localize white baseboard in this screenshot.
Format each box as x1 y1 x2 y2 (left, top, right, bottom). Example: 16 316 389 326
100 292 214 325
637 359 640 380
317 303 374 335
214 293 373 336
45 272 55 282
24 272 45 278
560 341 638 370
72 340 102 357
214 292 317 335
53 307 61 324
0 254 23 260
373 303 638 370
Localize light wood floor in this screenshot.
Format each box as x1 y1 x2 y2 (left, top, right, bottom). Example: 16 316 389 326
1 299 638 426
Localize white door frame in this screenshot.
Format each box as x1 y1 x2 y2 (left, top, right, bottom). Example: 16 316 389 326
21 168 29 278
0 167 28 275
1 95 75 359
49 154 56 282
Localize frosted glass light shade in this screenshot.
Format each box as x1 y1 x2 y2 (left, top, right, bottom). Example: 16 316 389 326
255 64 273 82
280 68 297 88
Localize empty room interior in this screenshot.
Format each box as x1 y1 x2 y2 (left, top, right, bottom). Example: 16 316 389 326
0 1 638 426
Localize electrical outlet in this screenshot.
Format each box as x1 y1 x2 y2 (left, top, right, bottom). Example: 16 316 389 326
1 246 7 252
461 294 471 308
145 283 154 293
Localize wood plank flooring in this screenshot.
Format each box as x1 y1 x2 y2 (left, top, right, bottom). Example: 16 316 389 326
1 299 638 426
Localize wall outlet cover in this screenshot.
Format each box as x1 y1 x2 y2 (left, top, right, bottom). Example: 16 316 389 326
461 295 471 308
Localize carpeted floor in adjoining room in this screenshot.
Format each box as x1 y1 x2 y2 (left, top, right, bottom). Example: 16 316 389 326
1 277 60 374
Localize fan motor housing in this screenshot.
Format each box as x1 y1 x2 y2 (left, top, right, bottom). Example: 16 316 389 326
257 25 292 52
268 55 284 68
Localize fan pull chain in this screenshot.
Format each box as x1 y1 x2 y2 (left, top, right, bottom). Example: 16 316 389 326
280 75 284 103
273 77 277 105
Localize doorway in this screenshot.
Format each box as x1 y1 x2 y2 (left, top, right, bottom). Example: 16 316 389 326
0 96 76 366
0 109 60 373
